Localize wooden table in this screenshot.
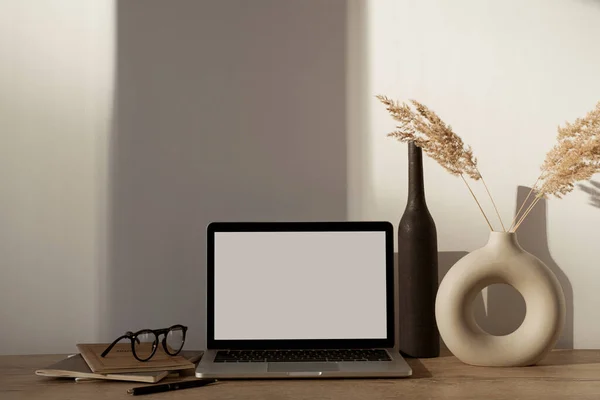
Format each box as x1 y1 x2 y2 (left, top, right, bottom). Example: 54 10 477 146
2 350 600 399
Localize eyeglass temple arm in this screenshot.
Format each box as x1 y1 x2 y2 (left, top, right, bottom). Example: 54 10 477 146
101 334 131 358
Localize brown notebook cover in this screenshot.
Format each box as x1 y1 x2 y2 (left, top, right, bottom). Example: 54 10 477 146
76 343 196 374
36 351 203 383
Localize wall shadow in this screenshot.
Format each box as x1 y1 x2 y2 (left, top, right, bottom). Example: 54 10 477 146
106 0 348 348
578 180 600 208
579 0 600 8
515 186 574 348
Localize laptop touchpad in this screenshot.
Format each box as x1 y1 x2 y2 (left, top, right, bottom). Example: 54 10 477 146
268 362 340 373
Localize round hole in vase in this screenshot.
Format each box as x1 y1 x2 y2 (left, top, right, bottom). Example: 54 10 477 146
436 232 565 367
473 283 526 337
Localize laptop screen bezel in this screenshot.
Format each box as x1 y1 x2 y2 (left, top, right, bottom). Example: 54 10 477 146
206 221 395 350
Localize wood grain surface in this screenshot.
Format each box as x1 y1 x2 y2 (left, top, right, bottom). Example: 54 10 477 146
2 350 600 399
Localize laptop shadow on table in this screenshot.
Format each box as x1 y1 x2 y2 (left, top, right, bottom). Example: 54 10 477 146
405 358 433 379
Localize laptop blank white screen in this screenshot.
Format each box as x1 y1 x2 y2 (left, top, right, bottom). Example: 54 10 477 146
213 231 388 340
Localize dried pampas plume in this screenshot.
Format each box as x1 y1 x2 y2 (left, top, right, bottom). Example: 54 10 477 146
539 102 600 198
376 95 480 181
377 95 600 233
376 95 504 232
511 102 600 231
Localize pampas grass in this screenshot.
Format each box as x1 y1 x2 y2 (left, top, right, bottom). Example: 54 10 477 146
377 95 499 231
377 96 600 233
376 95 480 180
511 101 600 231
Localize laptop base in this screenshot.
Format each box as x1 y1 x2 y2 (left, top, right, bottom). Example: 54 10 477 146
195 349 412 379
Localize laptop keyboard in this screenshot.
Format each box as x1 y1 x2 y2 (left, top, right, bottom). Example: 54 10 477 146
214 349 392 363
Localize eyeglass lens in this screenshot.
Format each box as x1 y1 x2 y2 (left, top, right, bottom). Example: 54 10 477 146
165 326 185 355
134 330 158 360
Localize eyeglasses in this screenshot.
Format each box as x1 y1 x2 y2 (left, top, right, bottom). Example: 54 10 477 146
101 324 188 362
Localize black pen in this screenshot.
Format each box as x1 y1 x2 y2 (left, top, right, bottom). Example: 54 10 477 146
127 379 217 396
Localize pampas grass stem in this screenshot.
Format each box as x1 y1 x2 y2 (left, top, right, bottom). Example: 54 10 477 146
477 167 505 232
508 176 541 231
461 174 494 231
513 195 543 232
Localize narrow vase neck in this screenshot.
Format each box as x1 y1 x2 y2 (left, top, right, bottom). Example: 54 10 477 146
485 232 522 251
407 142 426 206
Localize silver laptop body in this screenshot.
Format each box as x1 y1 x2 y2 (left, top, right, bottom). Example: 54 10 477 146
196 221 412 379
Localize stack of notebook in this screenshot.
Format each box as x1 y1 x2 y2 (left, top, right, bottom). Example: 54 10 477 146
35 343 202 383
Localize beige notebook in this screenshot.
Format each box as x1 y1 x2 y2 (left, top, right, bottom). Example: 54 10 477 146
35 352 202 383
76 343 196 374
36 354 169 383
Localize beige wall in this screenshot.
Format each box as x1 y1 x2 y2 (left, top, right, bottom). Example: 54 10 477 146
2 0 600 354
349 0 600 348
0 0 347 354
0 1 113 354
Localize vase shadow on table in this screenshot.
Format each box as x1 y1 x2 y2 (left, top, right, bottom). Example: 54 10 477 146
437 186 573 349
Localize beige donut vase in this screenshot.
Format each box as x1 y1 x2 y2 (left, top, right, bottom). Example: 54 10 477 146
436 232 566 367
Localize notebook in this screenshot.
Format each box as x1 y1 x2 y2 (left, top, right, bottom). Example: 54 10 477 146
35 351 202 383
76 343 197 374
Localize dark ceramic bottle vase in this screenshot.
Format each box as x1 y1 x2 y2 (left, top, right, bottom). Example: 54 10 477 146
397 142 440 358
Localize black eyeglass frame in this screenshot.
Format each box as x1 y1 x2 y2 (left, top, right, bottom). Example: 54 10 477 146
101 324 188 362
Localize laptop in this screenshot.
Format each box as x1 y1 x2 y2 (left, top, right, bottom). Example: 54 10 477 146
196 221 412 379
